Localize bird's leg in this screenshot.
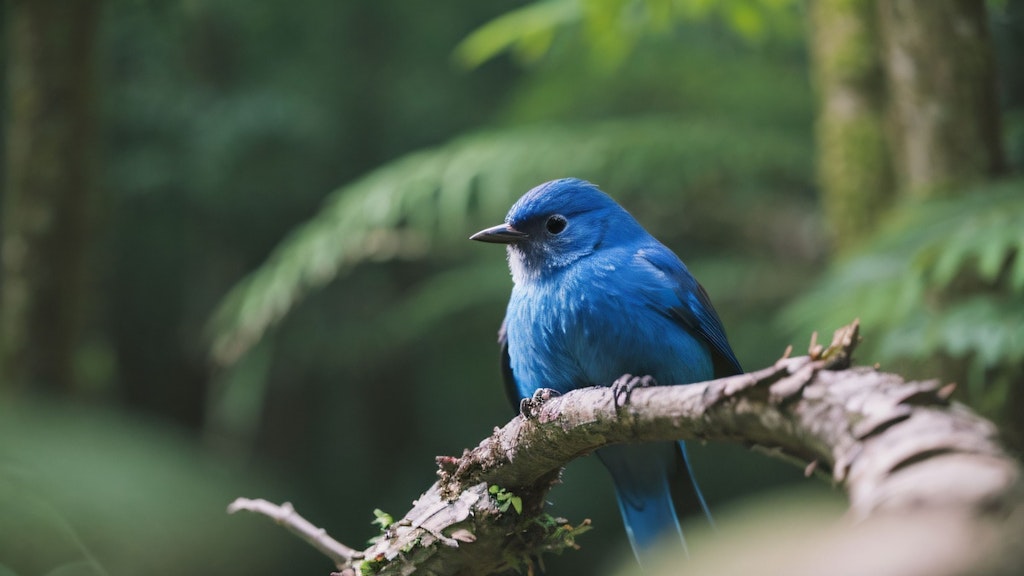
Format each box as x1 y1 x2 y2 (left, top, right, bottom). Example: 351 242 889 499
519 388 561 419
611 374 657 410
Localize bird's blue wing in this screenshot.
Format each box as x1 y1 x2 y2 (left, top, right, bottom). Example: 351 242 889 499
639 248 743 378
497 320 523 408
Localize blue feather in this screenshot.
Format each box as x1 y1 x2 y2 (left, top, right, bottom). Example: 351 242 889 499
474 178 741 565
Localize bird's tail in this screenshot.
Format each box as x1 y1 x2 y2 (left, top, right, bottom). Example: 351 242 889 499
597 441 711 566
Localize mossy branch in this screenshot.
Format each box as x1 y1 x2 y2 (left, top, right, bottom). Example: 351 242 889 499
229 321 1023 575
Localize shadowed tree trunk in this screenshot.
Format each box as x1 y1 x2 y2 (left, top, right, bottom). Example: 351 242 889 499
808 0 1006 249
878 0 1011 440
1 0 100 394
877 0 1006 197
808 0 894 253
809 0 1017 445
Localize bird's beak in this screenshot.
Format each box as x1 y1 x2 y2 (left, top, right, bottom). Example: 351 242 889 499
470 223 529 244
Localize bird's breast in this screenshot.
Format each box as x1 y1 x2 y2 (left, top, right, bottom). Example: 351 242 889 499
505 261 713 400
505 278 586 398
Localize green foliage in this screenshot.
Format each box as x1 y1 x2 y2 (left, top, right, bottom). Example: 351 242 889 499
454 0 581 68
360 556 385 576
0 403 294 576
208 117 811 365
454 0 803 70
535 513 592 552
367 509 396 545
501 514 594 573
489 484 524 514
372 508 395 530
500 26 813 133
0 472 107 576
782 178 1024 412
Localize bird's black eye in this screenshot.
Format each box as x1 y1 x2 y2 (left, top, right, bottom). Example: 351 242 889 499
546 214 568 235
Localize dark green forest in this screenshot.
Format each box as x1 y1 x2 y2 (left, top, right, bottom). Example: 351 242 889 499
1 1 1022 575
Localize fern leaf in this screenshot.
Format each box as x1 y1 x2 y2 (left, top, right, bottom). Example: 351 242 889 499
208 118 810 364
452 0 581 69
782 177 1024 394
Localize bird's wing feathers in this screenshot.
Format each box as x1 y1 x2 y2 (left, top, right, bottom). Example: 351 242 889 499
497 320 523 407
638 248 743 378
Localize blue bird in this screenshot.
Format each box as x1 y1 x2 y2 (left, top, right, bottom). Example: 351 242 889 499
471 178 741 564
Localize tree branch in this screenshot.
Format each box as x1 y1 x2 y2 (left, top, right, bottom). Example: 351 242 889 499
230 322 1023 575
227 498 363 569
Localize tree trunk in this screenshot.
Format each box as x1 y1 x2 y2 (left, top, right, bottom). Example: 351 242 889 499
877 0 1006 196
1 0 100 394
808 0 894 252
876 0 1014 442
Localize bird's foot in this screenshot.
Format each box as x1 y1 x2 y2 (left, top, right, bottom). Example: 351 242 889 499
611 374 657 410
520 388 561 419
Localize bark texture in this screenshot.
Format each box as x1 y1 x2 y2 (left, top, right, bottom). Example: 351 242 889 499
1 0 100 393
877 0 1006 196
809 0 893 252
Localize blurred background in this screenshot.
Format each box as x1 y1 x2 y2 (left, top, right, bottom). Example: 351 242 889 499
0 1 1021 575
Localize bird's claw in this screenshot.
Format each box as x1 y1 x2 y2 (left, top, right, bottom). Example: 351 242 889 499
520 388 560 419
611 374 657 410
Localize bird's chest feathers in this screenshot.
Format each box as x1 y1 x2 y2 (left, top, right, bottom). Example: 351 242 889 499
506 263 648 397
505 256 713 400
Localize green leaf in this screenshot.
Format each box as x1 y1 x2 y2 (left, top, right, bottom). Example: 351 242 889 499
372 509 394 530
931 229 973 288
488 484 524 514
454 0 803 69
1011 245 1024 292
452 0 581 69
43 561 107 576
782 177 1024 404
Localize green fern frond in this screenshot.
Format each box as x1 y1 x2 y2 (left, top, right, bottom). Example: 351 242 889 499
208 118 810 364
453 0 581 68
782 177 1024 384
455 0 804 69
380 260 511 343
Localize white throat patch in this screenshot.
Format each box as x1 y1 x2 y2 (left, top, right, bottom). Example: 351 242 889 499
506 245 537 285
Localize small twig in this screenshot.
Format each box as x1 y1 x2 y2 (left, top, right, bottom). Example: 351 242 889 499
804 459 819 477
227 498 363 568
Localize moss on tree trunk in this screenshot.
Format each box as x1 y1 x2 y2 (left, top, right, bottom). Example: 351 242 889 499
1 0 100 393
809 0 894 253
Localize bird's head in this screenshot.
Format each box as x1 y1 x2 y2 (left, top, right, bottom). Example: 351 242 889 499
470 178 642 283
